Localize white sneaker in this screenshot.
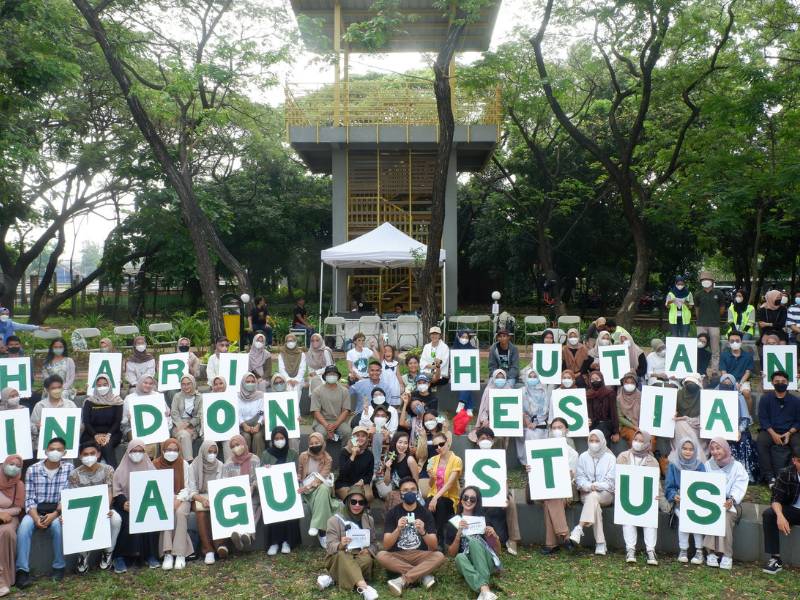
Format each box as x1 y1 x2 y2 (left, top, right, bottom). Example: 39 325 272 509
478 592 498 600
421 575 435 589
162 554 174 570
317 574 334 590
706 553 719 568
646 550 658 566
204 552 215 565
359 585 379 600
467 409 474 417
690 550 704 565
569 525 583 545
595 543 607 555
387 576 404 597
281 541 291 554
174 556 186 570
677 550 688 563
626 548 636 563
308 527 319 537
267 544 279 556
456 402 465 413
318 534 327 549
719 556 733 570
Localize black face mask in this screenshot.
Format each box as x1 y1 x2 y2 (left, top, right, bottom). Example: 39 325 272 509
178 345 190 352
308 445 322 454
684 383 699 393
591 380 603 389
773 383 788 393
7 347 20 354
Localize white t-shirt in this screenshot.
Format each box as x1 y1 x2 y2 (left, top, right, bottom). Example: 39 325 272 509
420 341 450 377
347 347 374 379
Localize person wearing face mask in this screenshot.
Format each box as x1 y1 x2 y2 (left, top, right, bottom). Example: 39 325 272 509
205 337 230 382
716 374 758 483
665 275 694 337
335 427 375 502
618 333 647 378
586 371 620 444
41 338 76 402
306 333 333 393
278 333 306 393
786 291 800 344
121 375 165 449
453 331 477 415
646 338 669 382
111 440 160 573
222 435 261 550
311 365 353 442
0 336 23 359
14 437 74 587
407 373 438 420
170 374 203 460
378 432 421 510
757 370 800 487
190 441 228 564
617 372 645 448
471 370 511 443
696 333 712 377
570 430 616 555
80 374 124 467
176 337 201 378
672 373 706 463
299 432 338 545
359 387 399 435
726 290 756 340
516 369 553 465
68 442 122 574
153 439 193 570
124 335 155 389
425 432 462 546
587 331 613 374
719 331 754 412
351 362 385 419
261 427 302 556
665 438 706 564
487 328 519 388
562 328 591 383
557 368 580 390
30 375 77 451
0 454 24 595
238 372 266 456
378 344 403 409
616 430 661 565
694 271 725 371
247 332 272 385
757 290 789 343
0 388 21 411
0 307 47 344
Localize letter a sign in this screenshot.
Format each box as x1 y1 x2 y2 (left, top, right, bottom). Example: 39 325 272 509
700 389 738 441
450 349 480 391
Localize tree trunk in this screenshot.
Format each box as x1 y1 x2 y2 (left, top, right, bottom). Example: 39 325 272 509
614 187 650 328
29 228 66 323
747 202 765 306
536 220 565 315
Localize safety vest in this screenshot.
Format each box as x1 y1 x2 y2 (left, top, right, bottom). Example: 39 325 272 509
667 292 692 325
727 304 755 335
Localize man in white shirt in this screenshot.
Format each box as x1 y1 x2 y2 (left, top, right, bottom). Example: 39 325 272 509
205 337 230 381
419 326 450 386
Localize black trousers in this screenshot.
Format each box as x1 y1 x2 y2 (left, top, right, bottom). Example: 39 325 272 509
756 430 800 481
762 505 800 555
427 497 454 547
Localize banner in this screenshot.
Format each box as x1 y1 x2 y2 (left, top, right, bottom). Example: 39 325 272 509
530 344 562 384
678 470 727 536
88 352 122 396
37 407 81 459
60 484 111 555
256 463 304 525
219 353 251 393
613 464 659 528
488 388 523 437
700 389 739 440
550 388 589 437
665 337 697 378
129 469 175 534
202 393 240 442
599 344 629 384
129 394 170 445
449 349 480 391
524 438 573 500
638 385 677 438
0 357 32 398
263 392 300 439
158 353 190 392
208 475 256 540
0 408 33 460
464 449 507 508
762 345 798 391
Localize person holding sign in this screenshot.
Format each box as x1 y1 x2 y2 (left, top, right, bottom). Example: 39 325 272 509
318 484 379 599
487 328 519 387
170 375 203 460
445 487 501 600
756 370 800 487
261 426 302 556
0 455 23 595
452 330 477 416
616 430 660 565
189 440 228 565
719 331 754 411
472 370 510 441
80 375 124 468
587 331 612 373
335 427 375 502
716 375 758 483
518 369 552 464
277 333 306 393
176 337 201 378
14 437 74 588
0 388 21 411
299 432 337 545
121 375 164 444
761 448 800 574
586 371 620 444
205 337 230 382
237 373 265 457
30 375 77 451
425 432 462 545
124 336 156 389
221 435 261 551
665 438 706 564
570 430 616 555
153 439 193 570
41 338 76 403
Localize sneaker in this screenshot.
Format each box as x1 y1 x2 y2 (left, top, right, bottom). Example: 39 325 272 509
421 575 435 589
456 402 465 413
204 552 216 565
359 584 379 600
706 553 719 568
162 554 174 571
719 556 732 570
76 553 89 574
14 570 30 589
478 592 498 600
387 576 405 597
281 542 291 554
569 525 583 545
646 550 658 566
51 568 65 582
217 546 229 559
146 556 160 569
174 556 186 570
113 557 127 574
467 409 474 417
540 545 560 555
317 573 335 590
626 548 636 563
308 527 319 537
267 544 279 556
677 550 689 563
763 557 783 575
690 551 704 565
319 534 328 549
506 540 518 556
241 534 253 550
595 543 607 555
100 550 113 570
231 531 244 550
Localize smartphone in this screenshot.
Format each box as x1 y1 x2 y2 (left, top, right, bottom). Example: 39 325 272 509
350 436 358 446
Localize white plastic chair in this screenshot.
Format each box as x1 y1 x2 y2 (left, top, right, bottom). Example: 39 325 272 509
148 322 177 348
113 325 140 350
396 315 422 349
358 315 382 348
323 316 346 350
523 316 548 341
557 315 581 332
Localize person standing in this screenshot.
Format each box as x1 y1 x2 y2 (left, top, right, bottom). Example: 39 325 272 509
205 337 230 382
0 307 46 343
665 275 694 337
694 271 725 373
761 449 800 574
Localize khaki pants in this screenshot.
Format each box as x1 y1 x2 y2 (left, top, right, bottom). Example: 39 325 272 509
376 549 446 584
704 507 740 558
173 426 196 460
696 326 720 372
543 498 569 547
506 490 521 542
326 551 374 590
241 429 265 457
579 490 614 544
160 501 194 557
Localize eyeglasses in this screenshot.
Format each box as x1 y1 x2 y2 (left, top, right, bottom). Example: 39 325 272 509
434 441 447 449
461 495 477 504
349 498 367 506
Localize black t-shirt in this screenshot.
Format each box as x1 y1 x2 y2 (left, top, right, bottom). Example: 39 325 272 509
334 448 374 489
391 455 412 484
251 306 269 330
383 503 436 551
293 304 307 326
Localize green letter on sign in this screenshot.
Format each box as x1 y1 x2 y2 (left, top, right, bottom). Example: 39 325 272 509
133 404 162 437
68 495 102 540
207 400 235 434
42 417 76 449
160 360 185 385
705 399 733 433
266 398 295 432
262 471 297 511
766 352 794 383
0 364 27 392
95 360 116 390
529 447 563 488
3 421 16 455
687 481 721 525
535 349 559 377
473 458 501 497
136 480 168 522
651 394 664 428
620 474 653 516
604 349 627 380
214 486 248 527
558 396 584 433
492 396 517 430
453 355 477 384
668 344 692 374
228 360 238 386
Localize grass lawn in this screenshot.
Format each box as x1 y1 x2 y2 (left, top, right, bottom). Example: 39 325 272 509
18 545 797 599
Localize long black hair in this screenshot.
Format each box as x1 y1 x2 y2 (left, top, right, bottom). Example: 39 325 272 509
457 485 484 517
389 430 410 455
46 337 69 363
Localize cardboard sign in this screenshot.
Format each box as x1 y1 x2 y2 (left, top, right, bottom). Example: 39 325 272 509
599 344 629 384
0 357 32 398
208 475 256 540
638 385 678 438
488 388 523 437
464 449 507 508
530 344 562 384
256 463 304 525
614 464 659 528
60 484 111 555
263 392 300 439
202 393 240 442
665 337 697 379
88 352 122 396
450 349 480 391
678 470 727 537
0 408 33 460
129 469 175 534
219 353 251 393
129 394 170 445
37 407 82 459
550 388 590 437
158 353 190 392
524 438 573 500
700 390 739 440
347 528 371 550
762 345 798 391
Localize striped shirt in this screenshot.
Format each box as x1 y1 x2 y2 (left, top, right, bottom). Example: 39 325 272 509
24 460 75 511
787 304 800 338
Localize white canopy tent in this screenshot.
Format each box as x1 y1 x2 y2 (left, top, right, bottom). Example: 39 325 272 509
318 222 447 324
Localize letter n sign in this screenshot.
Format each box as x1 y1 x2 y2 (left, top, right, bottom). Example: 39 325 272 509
38 407 82 459
613 464 659 528
450 349 480 391
762 346 798 391
488 388 523 437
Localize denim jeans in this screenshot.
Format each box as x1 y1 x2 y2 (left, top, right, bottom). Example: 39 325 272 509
458 390 474 410
670 324 690 337
16 514 65 572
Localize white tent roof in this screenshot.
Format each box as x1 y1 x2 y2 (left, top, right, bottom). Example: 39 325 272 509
321 222 446 268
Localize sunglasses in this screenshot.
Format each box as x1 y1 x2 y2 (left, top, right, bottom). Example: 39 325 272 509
349 498 367 506
461 495 477 504
434 441 447 449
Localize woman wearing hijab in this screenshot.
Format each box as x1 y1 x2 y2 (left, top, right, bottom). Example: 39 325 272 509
278 333 306 392
190 440 228 565
703 438 748 570
176 337 201 378
645 339 668 383
757 289 788 342
261 426 302 556
726 289 756 339
0 389 20 411
318 484 379 599
470 369 509 443
223 434 261 550
248 332 272 384
666 275 694 337
672 374 706 462
170 374 203 460
124 335 156 388
618 332 647 378
299 432 338 548
99 337 114 353
617 371 644 446
41 338 76 402
586 371 620 443
80 374 124 467
696 333 712 378
358 386 399 434
516 368 552 465
0 455 23 595
587 331 613 373
562 328 591 385
121 375 167 457
153 438 193 570
111 440 160 573
665 437 706 564
238 372 265 457
571 429 616 555
306 333 334 393
716 374 759 483
616 430 661 565
445 487 501 600
451 330 476 415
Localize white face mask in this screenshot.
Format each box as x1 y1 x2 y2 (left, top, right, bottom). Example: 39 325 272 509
588 442 601 453
477 439 493 450
52 347 64 356
729 341 741 350
598 339 611 346
701 280 713 289
129 452 145 463
623 383 636 393
374 416 387 429
254 341 265 349
632 441 646 452
657 350 666 358
135 344 147 352
424 420 437 431
561 378 573 388
697 340 706 348
676 284 685 290
568 337 579 346
780 296 788 305
81 455 98 467
459 336 469 345
417 383 429 394
164 450 180 462
205 453 218 463
325 374 339 384
95 385 110 395
550 429 565 438
286 341 297 350
273 439 287 449
232 445 246 456
0 315 9 322
372 394 386 405
46 450 64 462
